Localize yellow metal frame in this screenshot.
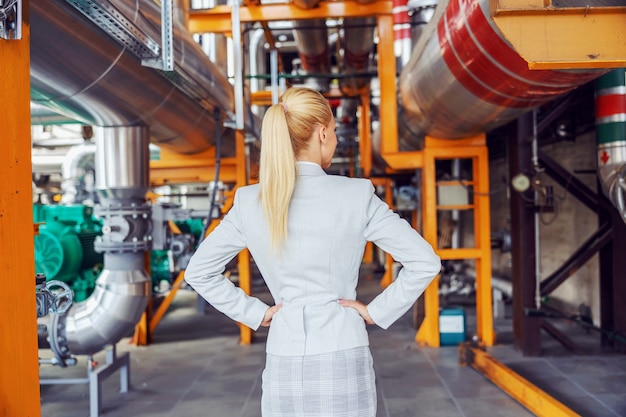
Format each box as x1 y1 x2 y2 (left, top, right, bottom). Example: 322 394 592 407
188 0 392 34
460 343 581 416
1 17 43 416
416 136 494 347
490 0 626 69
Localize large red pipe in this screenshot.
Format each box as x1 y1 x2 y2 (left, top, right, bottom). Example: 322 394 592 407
399 0 605 143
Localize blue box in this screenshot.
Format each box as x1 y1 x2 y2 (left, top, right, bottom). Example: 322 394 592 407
439 307 467 346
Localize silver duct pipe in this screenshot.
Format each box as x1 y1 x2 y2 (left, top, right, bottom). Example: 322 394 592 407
340 17 376 96
595 69 626 222
398 0 605 146
60 143 97 204
30 0 234 156
56 253 150 355
293 19 331 92
46 127 151 360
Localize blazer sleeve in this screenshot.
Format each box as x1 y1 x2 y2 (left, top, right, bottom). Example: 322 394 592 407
184 190 270 330
363 183 441 329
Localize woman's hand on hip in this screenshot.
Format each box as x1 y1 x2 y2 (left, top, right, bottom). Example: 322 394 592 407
260 304 282 327
338 299 376 325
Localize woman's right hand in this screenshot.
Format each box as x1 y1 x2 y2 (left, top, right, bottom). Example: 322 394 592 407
338 299 376 325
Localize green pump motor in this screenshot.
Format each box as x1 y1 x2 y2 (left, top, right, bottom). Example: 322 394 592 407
33 204 103 302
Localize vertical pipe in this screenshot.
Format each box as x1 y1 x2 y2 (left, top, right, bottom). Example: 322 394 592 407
231 0 244 130
510 113 542 356
596 69 626 220
0 9 42 415
531 110 541 309
270 49 279 105
393 0 412 72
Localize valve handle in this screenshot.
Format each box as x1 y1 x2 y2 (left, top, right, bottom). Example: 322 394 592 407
44 280 74 315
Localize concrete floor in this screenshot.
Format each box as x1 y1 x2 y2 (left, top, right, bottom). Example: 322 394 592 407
39 271 626 417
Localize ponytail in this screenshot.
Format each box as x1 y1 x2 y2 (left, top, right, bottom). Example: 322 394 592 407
259 104 297 252
258 87 333 253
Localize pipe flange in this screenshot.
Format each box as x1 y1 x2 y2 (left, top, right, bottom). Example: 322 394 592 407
48 314 73 368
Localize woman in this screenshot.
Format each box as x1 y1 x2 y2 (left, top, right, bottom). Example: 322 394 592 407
184 87 441 417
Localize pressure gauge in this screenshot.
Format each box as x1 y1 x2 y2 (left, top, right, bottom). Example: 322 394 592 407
511 173 531 192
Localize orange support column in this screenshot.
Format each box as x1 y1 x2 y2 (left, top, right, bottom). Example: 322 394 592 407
416 145 441 346
0 12 43 417
379 178 395 288
233 129 255 345
473 144 495 345
358 92 372 177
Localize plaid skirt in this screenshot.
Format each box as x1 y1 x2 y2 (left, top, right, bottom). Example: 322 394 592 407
261 346 376 417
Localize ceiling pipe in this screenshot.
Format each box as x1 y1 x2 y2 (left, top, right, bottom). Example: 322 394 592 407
595 68 626 223
292 18 331 92
339 17 376 97
30 0 235 156
398 0 606 147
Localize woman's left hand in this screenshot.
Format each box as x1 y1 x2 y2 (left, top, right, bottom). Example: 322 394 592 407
260 304 282 327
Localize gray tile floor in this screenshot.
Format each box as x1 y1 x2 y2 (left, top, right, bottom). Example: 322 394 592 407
39 272 626 417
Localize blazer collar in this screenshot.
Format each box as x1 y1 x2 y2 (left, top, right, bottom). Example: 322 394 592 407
297 161 326 177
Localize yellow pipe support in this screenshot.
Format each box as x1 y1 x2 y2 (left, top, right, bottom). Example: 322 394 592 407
377 13 398 158
0 12 43 415
473 141 495 346
380 178 394 288
358 92 372 178
460 343 582 417
490 0 626 69
416 140 440 347
237 249 254 345
149 271 187 333
233 129 255 345
417 135 494 347
150 147 239 186
189 0 392 34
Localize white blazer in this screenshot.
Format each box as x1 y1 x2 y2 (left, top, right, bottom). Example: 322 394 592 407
184 162 441 356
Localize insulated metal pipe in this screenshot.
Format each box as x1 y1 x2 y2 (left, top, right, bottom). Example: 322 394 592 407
398 0 604 145
595 68 626 222
340 17 376 96
30 0 235 155
60 143 97 204
292 19 331 92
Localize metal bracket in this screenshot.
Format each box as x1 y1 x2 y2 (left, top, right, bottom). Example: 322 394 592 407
65 0 160 58
142 0 174 71
0 0 21 40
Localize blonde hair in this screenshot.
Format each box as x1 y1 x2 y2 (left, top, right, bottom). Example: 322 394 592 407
258 87 333 251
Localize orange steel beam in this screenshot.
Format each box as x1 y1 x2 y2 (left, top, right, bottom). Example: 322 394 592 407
132 253 153 345
491 1 626 70
0 14 42 416
358 92 372 177
150 146 239 185
188 0 392 34
380 178 394 288
473 140 495 346
416 139 440 347
377 14 398 160
149 270 187 333
460 343 581 416
232 129 255 345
